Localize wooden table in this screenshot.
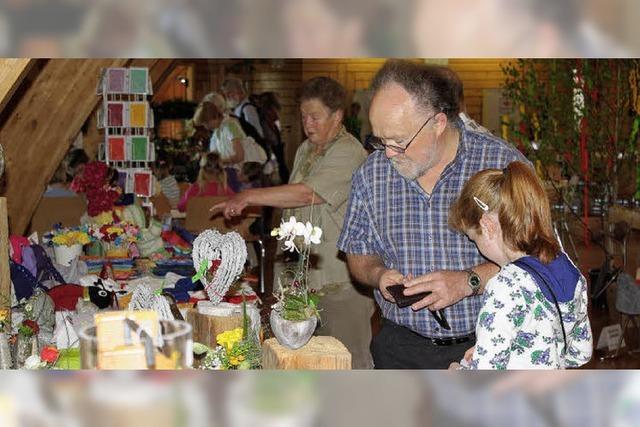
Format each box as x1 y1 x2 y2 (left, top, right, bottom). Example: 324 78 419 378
262 336 352 370
609 205 640 230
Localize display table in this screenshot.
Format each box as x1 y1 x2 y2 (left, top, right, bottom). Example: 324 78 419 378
609 205 640 230
262 336 352 370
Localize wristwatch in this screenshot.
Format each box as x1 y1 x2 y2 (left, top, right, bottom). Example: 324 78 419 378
465 269 481 296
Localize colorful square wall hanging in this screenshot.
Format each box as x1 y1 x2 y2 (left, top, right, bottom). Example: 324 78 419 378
129 102 148 127
107 102 125 127
107 68 127 93
130 136 149 161
129 68 149 94
133 171 153 197
107 136 126 161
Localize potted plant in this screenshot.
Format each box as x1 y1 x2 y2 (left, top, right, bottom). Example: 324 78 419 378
269 216 322 350
87 222 140 258
14 302 40 368
194 299 261 370
48 225 92 266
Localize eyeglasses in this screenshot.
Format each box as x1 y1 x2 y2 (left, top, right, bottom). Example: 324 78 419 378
366 113 438 154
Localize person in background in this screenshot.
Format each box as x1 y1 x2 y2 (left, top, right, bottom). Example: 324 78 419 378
344 101 363 141
237 161 264 191
44 162 77 198
65 148 89 182
177 152 235 212
194 93 267 168
153 158 181 209
211 76 374 369
259 91 289 184
221 77 264 142
448 161 592 369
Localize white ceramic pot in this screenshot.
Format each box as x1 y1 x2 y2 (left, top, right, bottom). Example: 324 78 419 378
53 243 83 267
269 310 317 350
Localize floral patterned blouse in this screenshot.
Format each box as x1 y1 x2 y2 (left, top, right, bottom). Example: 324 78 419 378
467 263 592 369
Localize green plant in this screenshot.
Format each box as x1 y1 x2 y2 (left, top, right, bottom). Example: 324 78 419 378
502 59 640 228
195 299 261 370
271 216 323 321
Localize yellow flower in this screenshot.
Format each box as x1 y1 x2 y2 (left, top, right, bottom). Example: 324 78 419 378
52 235 69 246
216 328 243 352
52 229 91 246
106 227 124 235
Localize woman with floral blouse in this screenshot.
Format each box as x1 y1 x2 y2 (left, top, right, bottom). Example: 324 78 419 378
448 161 592 369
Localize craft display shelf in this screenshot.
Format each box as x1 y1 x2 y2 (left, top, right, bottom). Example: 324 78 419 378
97 67 156 206
262 336 352 370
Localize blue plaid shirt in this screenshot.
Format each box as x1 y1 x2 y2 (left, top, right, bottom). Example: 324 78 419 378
337 122 527 338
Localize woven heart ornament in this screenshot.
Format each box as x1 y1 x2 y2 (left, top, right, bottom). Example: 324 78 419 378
192 229 247 305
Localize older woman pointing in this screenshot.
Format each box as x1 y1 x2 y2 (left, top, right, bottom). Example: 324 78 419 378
211 76 374 368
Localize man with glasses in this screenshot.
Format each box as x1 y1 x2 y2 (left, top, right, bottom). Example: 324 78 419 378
338 60 527 368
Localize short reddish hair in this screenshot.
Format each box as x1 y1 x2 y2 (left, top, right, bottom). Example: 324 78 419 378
449 161 560 264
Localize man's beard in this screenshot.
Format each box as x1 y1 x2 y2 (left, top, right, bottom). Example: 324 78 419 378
390 155 430 181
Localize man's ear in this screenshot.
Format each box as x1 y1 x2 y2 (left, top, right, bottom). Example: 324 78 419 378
434 112 448 137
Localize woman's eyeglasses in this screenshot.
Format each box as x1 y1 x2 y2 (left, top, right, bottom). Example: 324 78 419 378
366 113 437 154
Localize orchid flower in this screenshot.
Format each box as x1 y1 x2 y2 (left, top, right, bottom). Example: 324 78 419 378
283 239 298 253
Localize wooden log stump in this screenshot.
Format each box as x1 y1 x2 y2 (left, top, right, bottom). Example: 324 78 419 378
185 308 243 348
262 336 352 370
0 198 10 329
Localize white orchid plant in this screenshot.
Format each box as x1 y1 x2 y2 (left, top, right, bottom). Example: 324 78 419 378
271 216 323 321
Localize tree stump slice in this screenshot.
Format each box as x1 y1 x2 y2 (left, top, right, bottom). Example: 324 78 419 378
185 308 243 348
262 336 352 370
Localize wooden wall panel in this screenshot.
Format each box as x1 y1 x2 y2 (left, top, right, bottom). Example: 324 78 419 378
301 59 510 123
448 59 510 122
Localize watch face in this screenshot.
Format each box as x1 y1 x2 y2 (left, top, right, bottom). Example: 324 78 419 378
469 273 481 288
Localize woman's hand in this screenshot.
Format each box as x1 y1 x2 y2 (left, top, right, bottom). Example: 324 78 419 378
210 193 249 219
448 362 462 370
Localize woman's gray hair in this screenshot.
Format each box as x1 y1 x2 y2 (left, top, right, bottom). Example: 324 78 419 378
370 60 460 123
300 76 347 113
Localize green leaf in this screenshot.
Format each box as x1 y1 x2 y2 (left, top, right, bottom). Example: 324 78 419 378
193 342 211 356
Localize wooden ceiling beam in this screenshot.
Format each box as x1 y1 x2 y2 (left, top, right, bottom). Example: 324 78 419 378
0 59 36 115
1 59 130 234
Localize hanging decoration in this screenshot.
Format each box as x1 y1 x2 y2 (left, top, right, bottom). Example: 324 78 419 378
97 67 155 199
